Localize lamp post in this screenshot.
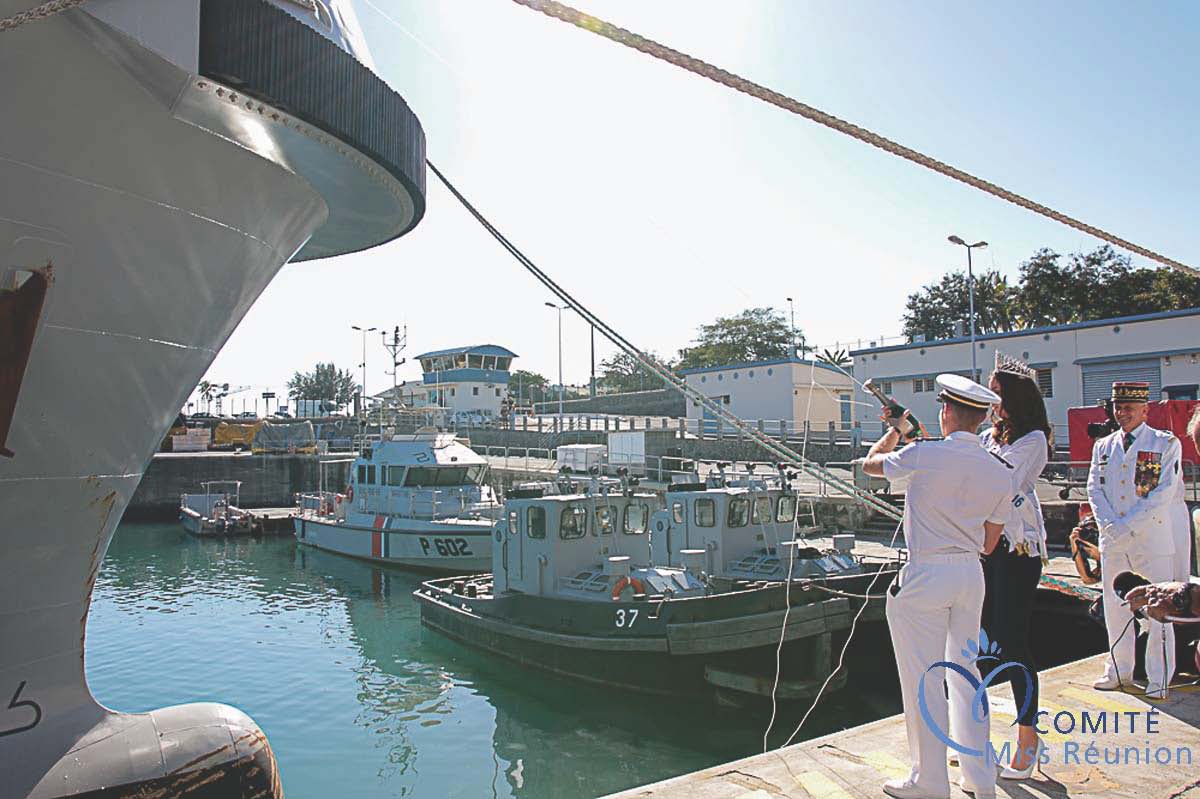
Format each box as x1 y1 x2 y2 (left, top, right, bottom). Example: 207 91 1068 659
351 324 377 416
545 301 565 417
786 296 796 357
947 236 987 380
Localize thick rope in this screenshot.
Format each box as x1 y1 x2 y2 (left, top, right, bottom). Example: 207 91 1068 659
511 0 1198 278
0 0 88 32
427 160 904 522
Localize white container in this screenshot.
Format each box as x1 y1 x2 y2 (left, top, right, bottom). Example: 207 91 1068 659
606 431 646 474
555 444 606 473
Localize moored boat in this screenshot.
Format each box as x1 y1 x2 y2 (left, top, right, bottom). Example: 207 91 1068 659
415 473 898 699
294 431 500 571
179 480 255 536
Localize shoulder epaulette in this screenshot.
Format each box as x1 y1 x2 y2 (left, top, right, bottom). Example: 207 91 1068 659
988 450 1014 469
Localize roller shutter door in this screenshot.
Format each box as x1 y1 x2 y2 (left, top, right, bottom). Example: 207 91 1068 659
1081 359 1161 405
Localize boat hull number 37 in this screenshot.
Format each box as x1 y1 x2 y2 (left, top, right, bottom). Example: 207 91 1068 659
418 537 474 557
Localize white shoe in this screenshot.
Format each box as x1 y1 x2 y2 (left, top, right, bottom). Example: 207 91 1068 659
1092 675 1125 691
882 778 949 799
955 775 998 798
998 740 1042 780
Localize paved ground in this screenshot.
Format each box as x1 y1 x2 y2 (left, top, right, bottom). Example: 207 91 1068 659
603 654 1200 799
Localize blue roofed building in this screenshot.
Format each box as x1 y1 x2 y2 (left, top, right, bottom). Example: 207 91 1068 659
376 345 518 419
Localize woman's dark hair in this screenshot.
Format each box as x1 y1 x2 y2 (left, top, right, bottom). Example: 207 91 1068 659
991 370 1053 455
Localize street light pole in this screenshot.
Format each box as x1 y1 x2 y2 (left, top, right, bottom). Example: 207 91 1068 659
947 236 988 380
786 296 796 357
351 324 377 416
545 302 565 417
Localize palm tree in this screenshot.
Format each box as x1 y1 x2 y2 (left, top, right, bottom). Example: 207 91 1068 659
197 380 216 413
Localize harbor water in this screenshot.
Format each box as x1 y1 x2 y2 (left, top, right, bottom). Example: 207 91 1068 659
87 523 902 798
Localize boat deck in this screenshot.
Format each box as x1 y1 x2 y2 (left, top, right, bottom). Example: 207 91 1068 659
246 507 296 534
603 654 1200 799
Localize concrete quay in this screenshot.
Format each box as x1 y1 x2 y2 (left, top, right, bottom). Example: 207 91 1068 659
603 654 1200 799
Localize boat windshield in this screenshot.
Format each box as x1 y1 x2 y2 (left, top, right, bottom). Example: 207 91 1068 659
623 503 648 535
404 466 481 487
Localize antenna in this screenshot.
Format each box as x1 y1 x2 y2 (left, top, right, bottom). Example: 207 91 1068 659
381 324 408 399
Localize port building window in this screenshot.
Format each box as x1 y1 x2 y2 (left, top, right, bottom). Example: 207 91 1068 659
777 495 797 523
454 354 467 368
528 506 546 539
913 377 934 393
880 381 892 394
1036 368 1054 398
671 501 685 524
728 497 750 528
473 387 480 396
495 388 501 397
624 503 648 535
468 354 483 368
751 496 772 525
387 466 405 486
449 388 456 397
496 357 512 371
560 506 587 539
695 498 715 527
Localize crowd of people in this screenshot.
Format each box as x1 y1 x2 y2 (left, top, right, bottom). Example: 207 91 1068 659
857 353 1199 799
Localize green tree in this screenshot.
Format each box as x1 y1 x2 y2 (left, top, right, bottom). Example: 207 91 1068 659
597 351 670 393
816 348 851 369
901 269 1018 341
507 370 551 406
677 307 794 369
286 363 358 409
196 380 216 413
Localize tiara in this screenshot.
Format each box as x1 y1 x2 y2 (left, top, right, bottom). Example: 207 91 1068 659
994 351 1035 380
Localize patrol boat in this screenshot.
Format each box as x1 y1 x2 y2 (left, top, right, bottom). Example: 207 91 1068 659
179 480 255 536
414 473 890 699
1 2 426 796
294 431 500 571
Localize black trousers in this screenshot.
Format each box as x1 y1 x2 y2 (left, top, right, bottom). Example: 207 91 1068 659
981 540 1042 726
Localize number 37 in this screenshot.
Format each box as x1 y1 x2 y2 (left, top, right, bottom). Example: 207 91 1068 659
614 608 638 628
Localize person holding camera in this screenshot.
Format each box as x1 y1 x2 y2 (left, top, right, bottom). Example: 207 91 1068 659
861 374 1012 799
978 353 1052 779
1086 381 1182 698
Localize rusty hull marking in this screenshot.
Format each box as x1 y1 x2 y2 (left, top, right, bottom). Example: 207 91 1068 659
80 488 119 657
0 262 53 458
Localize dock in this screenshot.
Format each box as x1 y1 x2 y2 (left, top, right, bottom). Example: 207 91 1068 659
603 654 1200 799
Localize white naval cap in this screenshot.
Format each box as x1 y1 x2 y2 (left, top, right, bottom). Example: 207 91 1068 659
934 373 1000 410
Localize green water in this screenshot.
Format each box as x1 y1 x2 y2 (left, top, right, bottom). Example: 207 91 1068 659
87 523 899 798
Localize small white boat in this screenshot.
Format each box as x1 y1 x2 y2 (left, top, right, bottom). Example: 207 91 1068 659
294 431 500 572
179 480 254 536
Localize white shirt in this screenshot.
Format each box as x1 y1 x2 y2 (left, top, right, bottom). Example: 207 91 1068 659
1086 422 1181 556
882 430 1014 559
980 428 1048 559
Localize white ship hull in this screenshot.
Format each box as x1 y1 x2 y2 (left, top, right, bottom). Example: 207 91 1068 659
294 513 494 573
0 2 426 797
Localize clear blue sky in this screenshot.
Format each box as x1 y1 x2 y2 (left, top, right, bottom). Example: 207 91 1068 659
201 0 1199 405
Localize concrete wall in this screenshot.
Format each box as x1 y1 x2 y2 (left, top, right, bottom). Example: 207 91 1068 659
126 453 350 519
852 309 1200 438
682 359 853 427
532 388 685 418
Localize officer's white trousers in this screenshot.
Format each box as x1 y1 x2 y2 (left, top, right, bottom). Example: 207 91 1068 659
886 555 993 796
1100 547 1175 689
1170 501 1193 582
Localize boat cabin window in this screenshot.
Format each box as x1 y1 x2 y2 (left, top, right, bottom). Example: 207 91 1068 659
387 466 405 486
466 465 487 485
468 354 483 368
366 465 377 485
454 354 467 368
357 464 366 484
728 497 749 528
624 503 648 535
594 506 614 535
751 496 772 524
777 495 797 523
671 501 685 524
483 356 497 370
507 510 519 536
528 506 546 539
420 359 432 372
560 506 587 539
695 498 715 527
405 466 473 487
496 357 512 371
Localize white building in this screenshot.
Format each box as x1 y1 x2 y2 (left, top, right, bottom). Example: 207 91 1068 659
679 357 855 430
375 345 518 418
850 308 1200 441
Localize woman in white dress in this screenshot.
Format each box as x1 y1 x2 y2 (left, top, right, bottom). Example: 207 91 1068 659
980 352 1052 779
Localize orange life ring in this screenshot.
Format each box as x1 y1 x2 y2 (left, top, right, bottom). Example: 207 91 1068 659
611 576 644 601
345 484 354 502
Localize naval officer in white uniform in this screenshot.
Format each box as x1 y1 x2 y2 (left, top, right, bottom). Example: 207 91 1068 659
862 374 1014 799
1087 381 1181 698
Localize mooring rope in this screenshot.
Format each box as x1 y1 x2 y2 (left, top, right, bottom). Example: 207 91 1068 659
427 160 905 522
510 0 1198 278
0 0 88 33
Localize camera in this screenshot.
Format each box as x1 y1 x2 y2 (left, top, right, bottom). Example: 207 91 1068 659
1086 398 1120 439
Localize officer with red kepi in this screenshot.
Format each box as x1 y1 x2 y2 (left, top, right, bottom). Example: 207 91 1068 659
1087 381 1182 698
